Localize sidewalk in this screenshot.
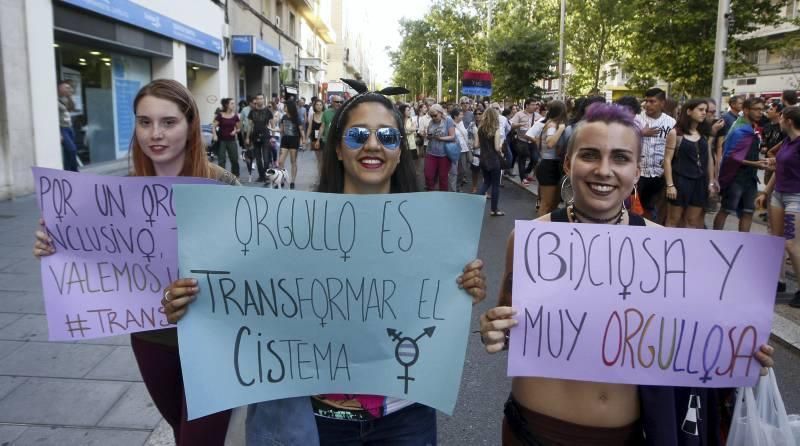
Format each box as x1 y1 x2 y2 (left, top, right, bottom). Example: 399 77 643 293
506 173 800 353
0 151 320 445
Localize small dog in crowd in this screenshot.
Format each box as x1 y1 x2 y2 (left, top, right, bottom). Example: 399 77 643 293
264 168 288 189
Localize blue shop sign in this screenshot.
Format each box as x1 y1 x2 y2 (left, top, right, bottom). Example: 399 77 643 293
60 0 222 55
231 35 283 65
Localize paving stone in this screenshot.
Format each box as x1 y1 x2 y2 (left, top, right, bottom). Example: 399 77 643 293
11 426 149 446
0 425 27 444
0 290 45 314
0 342 114 378
0 339 25 360
0 311 23 329
86 346 142 381
0 314 48 341
0 272 42 292
76 334 132 346
0 378 129 425
1 256 41 274
98 382 160 429
0 376 27 399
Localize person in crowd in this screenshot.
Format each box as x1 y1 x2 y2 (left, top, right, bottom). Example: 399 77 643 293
306 98 325 178
296 96 307 144
320 95 343 149
763 101 786 188
416 103 431 160
460 97 475 129
477 107 505 216
479 102 775 446
452 107 472 192
424 104 456 191
528 100 568 217
57 80 79 172
714 97 770 232
782 89 798 107
637 87 676 222
212 98 241 178
268 103 282 166
35 79 239 445
400 103 418 165
246 93 274 182
161 81 487 445
614 96 641 116
757 106 800 308
277 100 304 189
239 96 256 181
499 107 514 179
511 99 542 185
663 99 716 228
469 108 483 193
721 95 744 137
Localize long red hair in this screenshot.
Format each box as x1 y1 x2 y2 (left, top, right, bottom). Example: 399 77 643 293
130 79 210 178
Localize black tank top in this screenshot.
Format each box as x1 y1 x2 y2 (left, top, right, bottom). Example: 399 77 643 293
549 207 647 226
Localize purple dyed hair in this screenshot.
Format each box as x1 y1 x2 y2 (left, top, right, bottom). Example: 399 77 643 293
565 102 643 158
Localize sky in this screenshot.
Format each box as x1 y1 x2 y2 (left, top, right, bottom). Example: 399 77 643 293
359 0 430 87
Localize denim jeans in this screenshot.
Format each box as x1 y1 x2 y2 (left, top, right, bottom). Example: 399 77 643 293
60 127 79 172
478 168 501 212
315 403 436 446
246 398 320 446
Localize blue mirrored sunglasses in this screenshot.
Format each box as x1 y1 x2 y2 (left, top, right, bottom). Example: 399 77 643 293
342 127 402 150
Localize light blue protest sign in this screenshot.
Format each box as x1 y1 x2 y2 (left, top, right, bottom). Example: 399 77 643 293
174 185 484 420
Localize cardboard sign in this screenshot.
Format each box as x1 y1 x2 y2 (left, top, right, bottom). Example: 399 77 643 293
33 167 216 340
174 185 485 420
508 220 783 388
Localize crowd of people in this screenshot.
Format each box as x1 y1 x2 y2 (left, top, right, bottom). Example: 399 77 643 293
40 76 797 445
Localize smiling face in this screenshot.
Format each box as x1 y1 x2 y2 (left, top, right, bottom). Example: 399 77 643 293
135 95 189 176
337 102 402 194
564 122 640 220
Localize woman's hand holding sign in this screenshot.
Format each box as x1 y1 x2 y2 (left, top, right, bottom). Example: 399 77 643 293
457 259 487 305
33 218 55 258
479 306 518 353
163 278 199 324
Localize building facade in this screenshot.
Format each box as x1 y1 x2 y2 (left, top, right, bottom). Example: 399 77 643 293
723 1 800 100
226 0 334 104
0 0 228 199
324 0 373 100
0 0 336 200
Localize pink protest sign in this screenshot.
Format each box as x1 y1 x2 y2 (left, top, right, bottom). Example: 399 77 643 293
33 167 217 341
508 220 783 388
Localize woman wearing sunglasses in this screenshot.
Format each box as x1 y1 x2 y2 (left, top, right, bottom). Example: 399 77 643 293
163 80 487 445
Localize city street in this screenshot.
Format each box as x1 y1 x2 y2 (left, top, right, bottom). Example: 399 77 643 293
0 153 798 445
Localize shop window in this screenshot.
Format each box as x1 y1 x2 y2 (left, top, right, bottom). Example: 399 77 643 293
54 41 151 166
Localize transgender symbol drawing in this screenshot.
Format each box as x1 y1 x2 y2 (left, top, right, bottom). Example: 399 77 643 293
386 326 436 393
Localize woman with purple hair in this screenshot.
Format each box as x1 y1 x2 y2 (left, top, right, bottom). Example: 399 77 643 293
479 103 775 445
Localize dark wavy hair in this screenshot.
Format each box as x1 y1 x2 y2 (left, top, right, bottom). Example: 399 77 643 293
317 93 418 193
284 100 301 129
676 98 712 137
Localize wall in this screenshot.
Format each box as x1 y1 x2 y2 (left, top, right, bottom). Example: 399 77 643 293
0 0 60 200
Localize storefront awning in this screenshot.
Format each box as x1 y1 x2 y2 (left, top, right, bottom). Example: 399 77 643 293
231 35 283 66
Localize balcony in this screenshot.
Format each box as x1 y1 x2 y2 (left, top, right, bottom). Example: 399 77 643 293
288 0 336 43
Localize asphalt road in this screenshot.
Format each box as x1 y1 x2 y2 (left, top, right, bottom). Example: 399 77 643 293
436 179 800 445
438 178 537 445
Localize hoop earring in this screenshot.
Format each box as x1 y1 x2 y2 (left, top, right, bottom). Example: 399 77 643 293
560 176 574 204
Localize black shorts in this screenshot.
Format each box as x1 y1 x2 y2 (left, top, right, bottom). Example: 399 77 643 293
280 135 300 149
535 159 563 186
637 176 665 211
669 174 708 208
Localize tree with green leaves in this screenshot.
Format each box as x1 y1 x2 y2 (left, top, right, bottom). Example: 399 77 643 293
488 26 559 99
623 0 789 97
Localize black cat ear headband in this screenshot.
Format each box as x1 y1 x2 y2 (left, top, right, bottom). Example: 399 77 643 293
334 79 410 127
